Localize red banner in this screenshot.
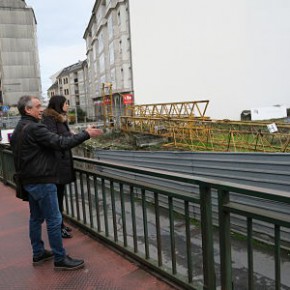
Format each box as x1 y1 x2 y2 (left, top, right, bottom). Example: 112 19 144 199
123 94 134 105
104 97 111 105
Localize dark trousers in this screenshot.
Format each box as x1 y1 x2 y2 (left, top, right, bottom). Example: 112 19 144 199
56 184 65 227
25 183 65 262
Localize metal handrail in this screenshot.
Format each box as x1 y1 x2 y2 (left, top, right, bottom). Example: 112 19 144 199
1 146 289 289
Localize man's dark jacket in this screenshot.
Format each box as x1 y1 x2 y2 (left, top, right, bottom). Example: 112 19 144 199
10 115 90 185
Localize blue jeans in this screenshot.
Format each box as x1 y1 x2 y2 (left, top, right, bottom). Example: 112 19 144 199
24 183 66 262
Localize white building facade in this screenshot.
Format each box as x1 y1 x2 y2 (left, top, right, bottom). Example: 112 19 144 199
83 0 133 121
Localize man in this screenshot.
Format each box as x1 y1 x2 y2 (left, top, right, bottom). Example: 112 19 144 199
10 95 102 271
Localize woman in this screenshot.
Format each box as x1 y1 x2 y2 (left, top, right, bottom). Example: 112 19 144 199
42 95 73 238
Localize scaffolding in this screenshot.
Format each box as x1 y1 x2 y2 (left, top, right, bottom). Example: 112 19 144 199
101 82 113 128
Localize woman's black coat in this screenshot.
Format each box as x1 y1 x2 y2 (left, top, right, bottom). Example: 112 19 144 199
42 108 75 184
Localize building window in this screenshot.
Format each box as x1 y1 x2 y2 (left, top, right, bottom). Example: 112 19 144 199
98 33 104 54
119 40 122 54
108 15 113 40
109 42 114 65
117 11 121 26
127 37 130 51
121 68 124 81
64 89 69 95
94 61 97 75
93 43 97 61
128 66 132 80
97 9 103 25
110 68 116 87
99 54 105 73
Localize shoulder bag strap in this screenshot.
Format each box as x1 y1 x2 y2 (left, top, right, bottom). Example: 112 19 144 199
16 123 30 171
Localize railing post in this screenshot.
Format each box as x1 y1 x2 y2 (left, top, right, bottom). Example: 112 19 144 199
200 183 216 290
218 189 233 290
0 145 8 183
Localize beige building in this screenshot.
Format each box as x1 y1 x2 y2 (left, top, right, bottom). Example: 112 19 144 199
0 0 41 107
83 0 133 122
47 60 95 120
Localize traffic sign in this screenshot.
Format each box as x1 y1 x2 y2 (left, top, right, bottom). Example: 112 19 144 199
2 106 10 112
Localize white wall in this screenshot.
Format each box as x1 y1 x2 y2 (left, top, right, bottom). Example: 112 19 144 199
251 105 287 121
129 0 290 120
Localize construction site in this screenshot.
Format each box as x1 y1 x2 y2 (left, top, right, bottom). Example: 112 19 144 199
81 83 290 153
1 82 289 153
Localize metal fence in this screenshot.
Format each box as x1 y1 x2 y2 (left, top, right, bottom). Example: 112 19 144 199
77 149 290 191
75 148 290 246
0 116 20 129
1 145 290 289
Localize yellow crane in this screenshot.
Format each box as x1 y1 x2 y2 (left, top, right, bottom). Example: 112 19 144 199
120 100 290 152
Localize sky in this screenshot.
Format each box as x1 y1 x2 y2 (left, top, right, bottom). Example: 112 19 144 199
26 0 95 99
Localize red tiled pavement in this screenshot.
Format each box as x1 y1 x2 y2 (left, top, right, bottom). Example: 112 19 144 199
0 182 178 290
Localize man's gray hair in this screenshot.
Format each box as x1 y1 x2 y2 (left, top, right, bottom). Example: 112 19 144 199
17 95 39 116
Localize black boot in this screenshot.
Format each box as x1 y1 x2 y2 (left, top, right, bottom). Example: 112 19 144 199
54 255 84 271
63 224 72 232
61 228 72 238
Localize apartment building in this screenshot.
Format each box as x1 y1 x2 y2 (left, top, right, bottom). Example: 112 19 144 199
47 60 95 120
83 0 133 122
0 0 41 107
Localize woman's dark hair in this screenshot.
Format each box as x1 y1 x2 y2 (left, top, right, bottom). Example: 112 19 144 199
47 95 67 114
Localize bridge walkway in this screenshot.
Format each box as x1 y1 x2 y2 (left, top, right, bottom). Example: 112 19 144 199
0 182 177 290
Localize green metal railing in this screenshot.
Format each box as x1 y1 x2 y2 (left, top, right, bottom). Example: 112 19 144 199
0 144 15 185
1 145 290 289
